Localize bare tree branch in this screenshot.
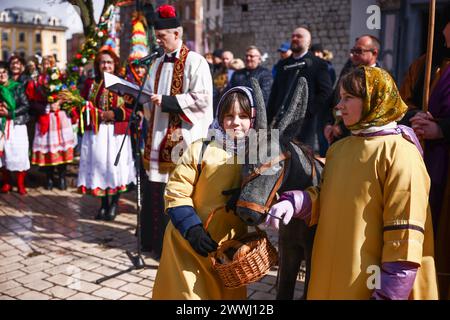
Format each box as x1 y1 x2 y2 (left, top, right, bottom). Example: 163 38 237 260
46 0 123 36
66 0 95 35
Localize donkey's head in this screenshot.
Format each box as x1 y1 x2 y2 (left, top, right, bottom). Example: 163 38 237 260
235 77 309 226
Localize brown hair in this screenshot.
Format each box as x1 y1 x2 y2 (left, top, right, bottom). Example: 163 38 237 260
218 92 252 126
94 49 120 81
339 67 367 99
8 54 26 67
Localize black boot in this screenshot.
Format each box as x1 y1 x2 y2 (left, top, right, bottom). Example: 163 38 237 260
45 167 54 190
57 165 67 190
105 194 120 221
95 195 109 220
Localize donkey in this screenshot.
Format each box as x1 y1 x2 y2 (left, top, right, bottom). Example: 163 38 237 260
235 77 323 299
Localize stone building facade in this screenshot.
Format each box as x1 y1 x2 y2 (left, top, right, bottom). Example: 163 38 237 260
221 0 450 84
203 0 224 52
116 0 448 84
222 0 353 76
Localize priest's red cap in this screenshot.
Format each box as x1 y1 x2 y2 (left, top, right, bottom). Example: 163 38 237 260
154 5 181 30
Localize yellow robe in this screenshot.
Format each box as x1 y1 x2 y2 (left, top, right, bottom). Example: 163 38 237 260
306 134 438 300
152 140 247 300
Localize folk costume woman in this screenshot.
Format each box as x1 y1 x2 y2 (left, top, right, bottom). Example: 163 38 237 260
77 48 136 221
267 67 438 300
152 87 255 300
0 61 30 195
26 55 75 190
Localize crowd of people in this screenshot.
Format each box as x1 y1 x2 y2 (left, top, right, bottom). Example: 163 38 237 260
0 3 449 300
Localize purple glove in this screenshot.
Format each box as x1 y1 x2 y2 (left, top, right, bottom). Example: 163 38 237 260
265 190 311 230
265 200 294 230
371 262 419 300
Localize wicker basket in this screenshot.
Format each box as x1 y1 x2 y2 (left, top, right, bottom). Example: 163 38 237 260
205 207 278 289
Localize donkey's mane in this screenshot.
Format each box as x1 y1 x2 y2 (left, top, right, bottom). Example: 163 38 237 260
283 137 315 165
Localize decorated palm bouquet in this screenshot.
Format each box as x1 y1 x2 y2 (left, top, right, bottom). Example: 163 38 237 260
44 67 85 113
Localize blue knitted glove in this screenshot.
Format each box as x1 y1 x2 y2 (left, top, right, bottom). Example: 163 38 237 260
167 206 203 237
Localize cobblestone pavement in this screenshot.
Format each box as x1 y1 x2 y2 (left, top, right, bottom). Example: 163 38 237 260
0 172 304 300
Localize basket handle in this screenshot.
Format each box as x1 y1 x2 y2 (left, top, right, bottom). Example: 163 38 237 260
205 206 266 238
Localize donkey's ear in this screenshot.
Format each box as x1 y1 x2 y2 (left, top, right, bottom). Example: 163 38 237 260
277 77 308 139
250 78 267 130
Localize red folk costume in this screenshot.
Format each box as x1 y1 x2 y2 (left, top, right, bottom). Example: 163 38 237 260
76 77 136 197
26 73 75 166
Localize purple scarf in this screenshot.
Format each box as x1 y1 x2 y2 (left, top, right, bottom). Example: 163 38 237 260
354 125 424 157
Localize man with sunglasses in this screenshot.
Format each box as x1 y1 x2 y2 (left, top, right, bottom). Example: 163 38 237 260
225 45 273 106
348 35 380 68
323 35 382 146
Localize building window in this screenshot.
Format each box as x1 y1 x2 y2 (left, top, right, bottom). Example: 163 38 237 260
216 0 220 9
19 32 25 42
0 12 8 22
52 35 57 44
48 17 58 26
206 18 210 31
2 32 7 41
206 0 210 11
36 33 41 43
2 50 8 61
19 52 25 58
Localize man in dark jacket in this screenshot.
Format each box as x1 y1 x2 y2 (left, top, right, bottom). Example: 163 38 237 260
226 45 273 106
267 27 332 153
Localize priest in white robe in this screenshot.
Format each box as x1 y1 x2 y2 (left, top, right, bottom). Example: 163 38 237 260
140 4 213 258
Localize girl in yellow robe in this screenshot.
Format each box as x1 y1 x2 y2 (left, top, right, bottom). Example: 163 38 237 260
152 86 256 299
266 67 438 300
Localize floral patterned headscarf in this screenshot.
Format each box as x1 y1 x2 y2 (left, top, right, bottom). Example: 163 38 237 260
347 66 408 131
